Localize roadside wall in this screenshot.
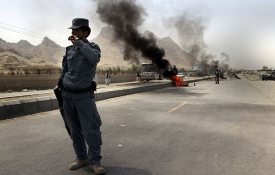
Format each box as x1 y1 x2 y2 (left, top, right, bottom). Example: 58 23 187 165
0 74 136 91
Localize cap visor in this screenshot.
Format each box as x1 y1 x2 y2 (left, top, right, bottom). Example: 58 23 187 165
68 25 81 29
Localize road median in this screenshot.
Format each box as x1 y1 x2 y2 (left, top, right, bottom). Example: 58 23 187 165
0 77 212 120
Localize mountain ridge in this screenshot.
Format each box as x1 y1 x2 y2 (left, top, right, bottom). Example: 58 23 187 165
0 27 196 70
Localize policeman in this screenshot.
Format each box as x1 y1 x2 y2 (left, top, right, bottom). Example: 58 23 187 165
59 18 105 174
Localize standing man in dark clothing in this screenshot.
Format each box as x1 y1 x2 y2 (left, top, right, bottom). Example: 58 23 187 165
105 71 110 85
136 71 141 82
173 65 178 75
59 18 105 175
215 68 220 84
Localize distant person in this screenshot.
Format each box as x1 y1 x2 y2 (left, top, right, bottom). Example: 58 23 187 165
215 68 220 84
58 18 105 174
105 71 110 85
136 71 140 82
173 65 178 75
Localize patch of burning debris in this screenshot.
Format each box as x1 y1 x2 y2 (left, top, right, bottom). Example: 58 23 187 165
164 66 189 87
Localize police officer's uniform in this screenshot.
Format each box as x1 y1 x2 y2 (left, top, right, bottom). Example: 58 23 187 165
60 22 102 166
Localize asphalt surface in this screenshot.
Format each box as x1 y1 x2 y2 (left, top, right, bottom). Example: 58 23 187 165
1 78 275 175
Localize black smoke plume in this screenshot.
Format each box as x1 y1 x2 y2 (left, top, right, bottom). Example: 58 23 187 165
96 0 172 75
164 12 215 74
221 52 230 62
165 11 233 75
219 52 230 72
166 12 207 58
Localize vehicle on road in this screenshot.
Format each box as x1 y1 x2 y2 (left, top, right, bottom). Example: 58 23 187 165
261 72 275 81
258 69 275 81
270 71 275 80
261 74 271 81
140 63 162 81
177 73 185 79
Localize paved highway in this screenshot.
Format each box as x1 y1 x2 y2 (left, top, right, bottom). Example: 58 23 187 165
1 78 275 175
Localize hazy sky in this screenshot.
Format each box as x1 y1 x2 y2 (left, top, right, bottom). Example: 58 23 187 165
0 0 274 69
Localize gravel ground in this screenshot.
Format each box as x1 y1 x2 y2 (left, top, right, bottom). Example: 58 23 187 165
240 74 275 103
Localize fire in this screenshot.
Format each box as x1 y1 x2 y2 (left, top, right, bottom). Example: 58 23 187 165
170 75 189 86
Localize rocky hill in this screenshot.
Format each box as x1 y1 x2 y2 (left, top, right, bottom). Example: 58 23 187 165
0 37 64 66
147 32 194 70
0 27 196 70
0 50 59 75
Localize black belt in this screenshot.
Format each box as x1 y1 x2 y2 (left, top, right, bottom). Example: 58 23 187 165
62 85 93 94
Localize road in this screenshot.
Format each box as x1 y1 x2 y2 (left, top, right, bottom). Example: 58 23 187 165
1 78 275 175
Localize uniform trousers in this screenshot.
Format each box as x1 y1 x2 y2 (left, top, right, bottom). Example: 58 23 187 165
63 96 102 165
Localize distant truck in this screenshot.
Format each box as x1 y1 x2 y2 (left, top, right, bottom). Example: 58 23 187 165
261 71 275 81
140 63 162 81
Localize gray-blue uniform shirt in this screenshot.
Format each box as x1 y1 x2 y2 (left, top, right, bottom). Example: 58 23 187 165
61 40 101 99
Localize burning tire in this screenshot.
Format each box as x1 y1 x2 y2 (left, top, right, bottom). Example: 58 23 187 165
170 75 189 86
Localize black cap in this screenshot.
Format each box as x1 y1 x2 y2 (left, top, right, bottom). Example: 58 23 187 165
68 18 89 29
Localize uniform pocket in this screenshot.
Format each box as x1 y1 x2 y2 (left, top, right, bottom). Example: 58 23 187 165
67 54 73 63
67 55 73 74
88 111 102 129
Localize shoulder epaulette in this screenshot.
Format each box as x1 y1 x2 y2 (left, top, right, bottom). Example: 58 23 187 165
89 42 101 54
66 45 74 51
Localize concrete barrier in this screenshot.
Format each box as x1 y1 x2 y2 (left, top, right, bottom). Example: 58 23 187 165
50 96 58 110
2 100 22 120
95 92 104 101
37 96 52 112
20 98 39 115
0 103 5 119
